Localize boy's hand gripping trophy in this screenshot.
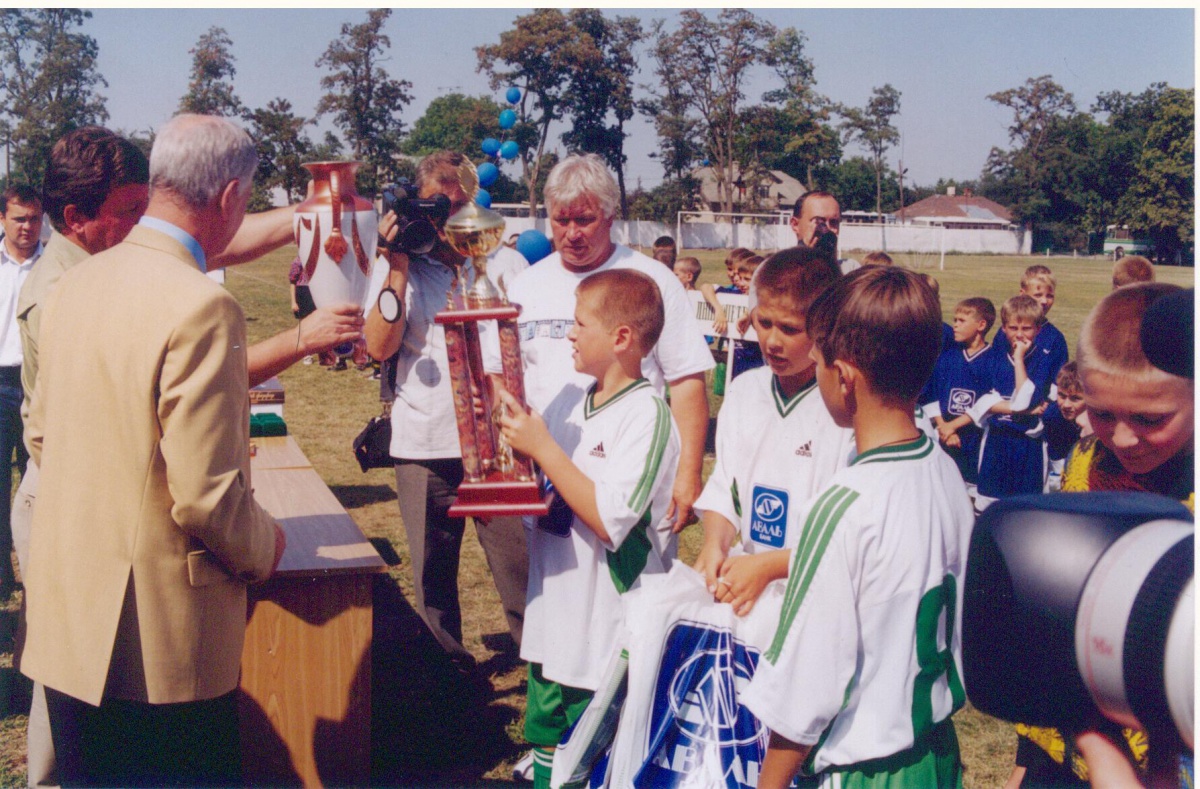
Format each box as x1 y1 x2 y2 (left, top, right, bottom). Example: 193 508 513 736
434 161 548 517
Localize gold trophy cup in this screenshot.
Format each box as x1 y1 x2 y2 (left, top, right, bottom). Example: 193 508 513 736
435 162 547 517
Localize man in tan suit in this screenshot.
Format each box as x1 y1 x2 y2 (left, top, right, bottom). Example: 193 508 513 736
19 114 285 787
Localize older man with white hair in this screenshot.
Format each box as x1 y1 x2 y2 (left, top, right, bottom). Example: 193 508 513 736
490 153 713 528
19 114 284 787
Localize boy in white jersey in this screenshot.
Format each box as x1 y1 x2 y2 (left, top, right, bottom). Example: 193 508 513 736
743 267 975 789
498 269 680 789
694 247 853 616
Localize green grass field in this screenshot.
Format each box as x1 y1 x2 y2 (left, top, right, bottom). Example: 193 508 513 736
0 247 1189 786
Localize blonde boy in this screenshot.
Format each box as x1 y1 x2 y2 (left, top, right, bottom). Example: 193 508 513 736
995 265 1068 382
671 256 701 290
693 248 851 615
1012 283 1192 788
733 254 764 294
744 267 973 788
926 297 996 488
498 269 680 789
1067 282 1192 503
971 294 1056 510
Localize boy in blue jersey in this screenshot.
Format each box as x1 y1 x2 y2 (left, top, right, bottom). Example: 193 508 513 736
970 294 1057 511
927 297 996 493
994 265 1068 384
744 267 974 789
498 269 680 789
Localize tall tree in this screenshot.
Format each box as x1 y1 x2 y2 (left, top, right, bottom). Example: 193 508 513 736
316 9 412 193
760 27 839 189
561 10 642 218
1120 87 1193 264
838 84 901 222
0 9 108 184
248 97 313 203
985 75 1076 224
401 93 504 158
646 10 776 217
477 9 596 218
638 67 700 181
178 26 243 117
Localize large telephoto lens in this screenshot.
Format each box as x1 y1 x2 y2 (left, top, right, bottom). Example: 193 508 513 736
1075 519 1194 750
963 492 1193 747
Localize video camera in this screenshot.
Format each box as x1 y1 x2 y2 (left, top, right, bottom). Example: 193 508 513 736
379 180 451 256
810 219 838 261
963 492 1194 753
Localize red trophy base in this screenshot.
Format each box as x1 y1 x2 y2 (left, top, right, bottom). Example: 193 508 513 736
448 478 550 518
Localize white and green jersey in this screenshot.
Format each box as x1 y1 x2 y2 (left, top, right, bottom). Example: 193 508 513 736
522 378 681 691
741 434 974 777
695 367 854 553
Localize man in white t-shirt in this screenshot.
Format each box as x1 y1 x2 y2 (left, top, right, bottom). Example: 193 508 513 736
486 154 714 530
364 151 529 676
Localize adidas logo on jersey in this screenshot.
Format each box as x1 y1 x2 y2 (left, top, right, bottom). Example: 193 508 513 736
589 442 606 458
795 440 812 457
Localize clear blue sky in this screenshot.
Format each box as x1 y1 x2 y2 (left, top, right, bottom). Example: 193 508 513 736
84 8 1194 190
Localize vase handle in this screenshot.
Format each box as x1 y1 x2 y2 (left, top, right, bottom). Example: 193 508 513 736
324 166 349 261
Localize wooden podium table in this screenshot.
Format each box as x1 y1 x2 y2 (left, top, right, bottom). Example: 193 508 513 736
240 435 386 787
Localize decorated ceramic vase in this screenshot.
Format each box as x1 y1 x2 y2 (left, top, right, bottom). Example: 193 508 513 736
293 161 378 315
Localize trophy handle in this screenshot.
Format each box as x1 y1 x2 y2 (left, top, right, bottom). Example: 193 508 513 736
324 166 349 261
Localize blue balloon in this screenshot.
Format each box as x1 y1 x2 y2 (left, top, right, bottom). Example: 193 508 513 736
481 137 501 156
516 229 552 264
477 161 499 188
475 189 492 208
506 87 522 105
500 140 520 160
498 109 517 130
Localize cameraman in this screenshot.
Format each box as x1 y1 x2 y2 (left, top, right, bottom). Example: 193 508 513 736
789 191 859 275
363 151 529 676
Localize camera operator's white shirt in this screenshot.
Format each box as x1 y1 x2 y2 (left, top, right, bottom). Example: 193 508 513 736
741 434 974 775
364 245 528 460
482 244 714 415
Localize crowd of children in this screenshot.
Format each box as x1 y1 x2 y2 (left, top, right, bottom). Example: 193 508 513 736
505 235 1189 789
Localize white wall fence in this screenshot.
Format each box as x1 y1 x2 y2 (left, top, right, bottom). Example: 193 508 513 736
499 216 1031 256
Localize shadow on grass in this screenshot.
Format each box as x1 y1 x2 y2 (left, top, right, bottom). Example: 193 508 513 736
330 484 398 510
368 537 403 567
371 574 522 786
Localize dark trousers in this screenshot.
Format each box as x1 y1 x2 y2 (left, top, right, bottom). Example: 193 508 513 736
0 371 27 562
45 687 241 787
395 458 528 664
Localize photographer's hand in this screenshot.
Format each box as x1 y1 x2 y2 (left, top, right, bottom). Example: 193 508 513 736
378 213 408 271
1075 731 1145 788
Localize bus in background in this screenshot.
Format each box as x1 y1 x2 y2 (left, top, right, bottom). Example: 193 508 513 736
1103 225 1153 259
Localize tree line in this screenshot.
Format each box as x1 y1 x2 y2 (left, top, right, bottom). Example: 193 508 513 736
0 9 1191 260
